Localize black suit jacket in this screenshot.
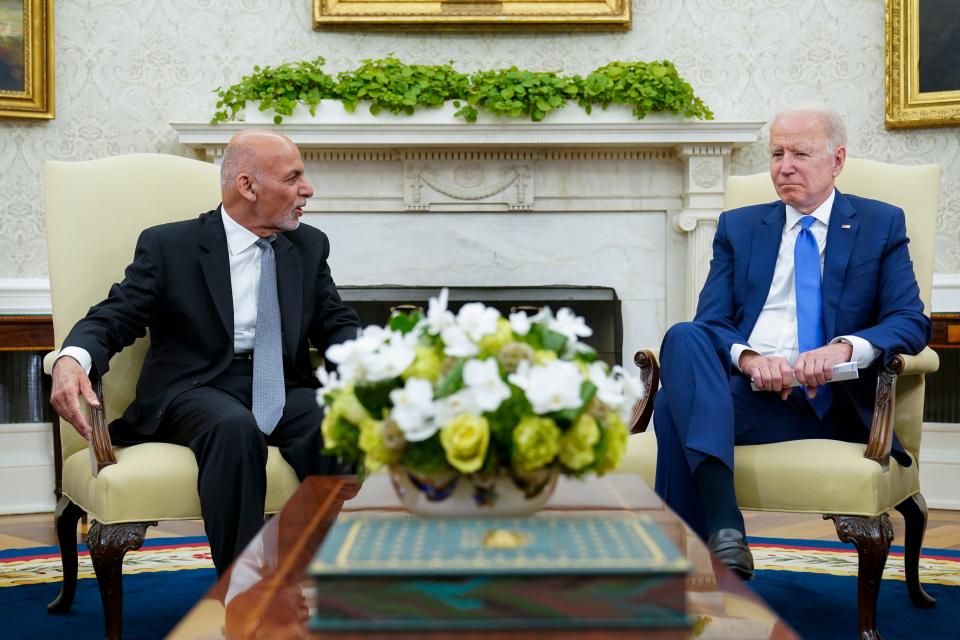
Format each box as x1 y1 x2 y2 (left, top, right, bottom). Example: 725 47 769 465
64 207 361 438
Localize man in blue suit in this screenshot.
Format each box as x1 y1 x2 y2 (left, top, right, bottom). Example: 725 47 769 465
653 104 930 579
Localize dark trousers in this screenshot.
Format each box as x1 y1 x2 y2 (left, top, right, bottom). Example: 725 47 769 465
158 359 339 574
653 321 864 540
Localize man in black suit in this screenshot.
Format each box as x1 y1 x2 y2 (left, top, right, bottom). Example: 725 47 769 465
50 130 361 573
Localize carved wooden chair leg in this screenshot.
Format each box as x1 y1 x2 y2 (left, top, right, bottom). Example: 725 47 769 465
825 513 893 640
894 492 936 608
87 520 156 640
47 495 85 614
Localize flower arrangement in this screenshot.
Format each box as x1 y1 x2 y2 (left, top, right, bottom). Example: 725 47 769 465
317 289 644 505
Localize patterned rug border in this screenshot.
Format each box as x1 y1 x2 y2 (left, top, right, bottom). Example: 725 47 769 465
2 536 958 588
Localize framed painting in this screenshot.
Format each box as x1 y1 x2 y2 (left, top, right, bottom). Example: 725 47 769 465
886 0 960 128
313 0 630 31
0 0 53 120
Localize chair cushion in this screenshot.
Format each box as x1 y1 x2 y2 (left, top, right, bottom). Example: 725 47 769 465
63 442 300 524
623 432 919 517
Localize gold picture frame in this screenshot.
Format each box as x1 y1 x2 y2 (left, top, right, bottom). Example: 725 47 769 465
313 0 630 31
0 0 53 120
885 0 960 128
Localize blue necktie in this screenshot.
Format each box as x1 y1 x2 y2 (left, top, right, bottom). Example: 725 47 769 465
794 215 831 418
252 237 284 434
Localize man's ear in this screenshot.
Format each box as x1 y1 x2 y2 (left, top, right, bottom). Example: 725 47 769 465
237 174 258 202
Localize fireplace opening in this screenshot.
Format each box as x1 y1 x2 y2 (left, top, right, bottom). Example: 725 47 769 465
338 286 622 366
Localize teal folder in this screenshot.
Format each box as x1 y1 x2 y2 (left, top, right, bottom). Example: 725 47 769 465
310 513 690 631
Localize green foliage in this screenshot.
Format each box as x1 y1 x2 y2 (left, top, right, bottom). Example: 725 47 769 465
211 57 713 125
334 56 470 116
434 358 466 399
389 308 423 334
354 377 401 417
455 68 582 122
580 60 714 120
401 435 454 476
211 57 337 125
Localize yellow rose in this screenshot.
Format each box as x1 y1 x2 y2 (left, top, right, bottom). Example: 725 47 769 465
332 386 370 424
358 417 397 471
478 318 514 354
596 413 629 474
439 414 490 474
558 414 600 471
402 345 443 382
512 415 561 472
533 349 558 365
320 405 342 448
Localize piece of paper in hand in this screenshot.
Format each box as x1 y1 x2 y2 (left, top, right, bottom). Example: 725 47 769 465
751 361 859 391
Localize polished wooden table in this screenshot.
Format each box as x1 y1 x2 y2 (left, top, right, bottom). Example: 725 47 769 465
168 474 798 639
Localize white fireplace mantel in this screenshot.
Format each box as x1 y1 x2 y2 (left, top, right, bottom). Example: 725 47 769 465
172 115 764 367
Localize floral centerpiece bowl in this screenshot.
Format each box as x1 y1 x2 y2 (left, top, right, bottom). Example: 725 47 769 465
317 289 645 517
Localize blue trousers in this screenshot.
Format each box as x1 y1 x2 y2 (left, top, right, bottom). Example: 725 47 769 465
653 322 864 539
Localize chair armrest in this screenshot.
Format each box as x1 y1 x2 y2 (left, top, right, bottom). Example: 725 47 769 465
628 349 660 434
862 350 934 469
896 347 939 376
87 378 118 475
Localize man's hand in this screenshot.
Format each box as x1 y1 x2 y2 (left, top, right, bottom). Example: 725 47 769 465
794 341 853 398
50 356 100 441
740 352 794 400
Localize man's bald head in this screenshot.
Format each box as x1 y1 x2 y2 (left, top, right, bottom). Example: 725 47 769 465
220 129 296 192
219 129 313 237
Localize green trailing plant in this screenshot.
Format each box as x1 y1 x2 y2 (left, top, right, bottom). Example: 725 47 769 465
580 60 714 120
455 68 583 123
211 57 337 125
334 56 470 116
210 57 714 124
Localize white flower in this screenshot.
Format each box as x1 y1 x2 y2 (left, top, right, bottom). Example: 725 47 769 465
588 362 626 408
425 287 455 335
549 308 593 343
389 378 438 442
587 363 646 422
441 324 479 358
325 326 416 383
508 360 584 415
433 388 480 427
456 302 500 342
315 366 344 399
508 311 532 336
362 330 416 382
462 358 511 412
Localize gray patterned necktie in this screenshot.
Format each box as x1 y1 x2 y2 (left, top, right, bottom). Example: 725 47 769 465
252 237 284 434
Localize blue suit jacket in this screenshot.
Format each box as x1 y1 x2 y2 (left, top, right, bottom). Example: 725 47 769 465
693 190 930 434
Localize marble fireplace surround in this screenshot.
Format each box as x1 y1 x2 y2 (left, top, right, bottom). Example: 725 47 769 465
173 115 763 372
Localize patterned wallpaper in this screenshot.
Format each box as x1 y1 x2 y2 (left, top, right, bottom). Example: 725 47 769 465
1 0 958 278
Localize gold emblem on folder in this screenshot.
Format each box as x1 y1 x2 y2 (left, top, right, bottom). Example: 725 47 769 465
482 528 532 549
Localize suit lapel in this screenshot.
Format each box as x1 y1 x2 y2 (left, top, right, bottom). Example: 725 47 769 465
823 191 857 339
742 204 785 334
273 233 302 363
199 208 234 340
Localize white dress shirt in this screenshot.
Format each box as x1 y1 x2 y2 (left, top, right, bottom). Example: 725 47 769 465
58 205 265 372
731 189 880 371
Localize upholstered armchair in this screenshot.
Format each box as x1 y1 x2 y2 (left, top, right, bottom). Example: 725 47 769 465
623 158 941 640
43 154 300 639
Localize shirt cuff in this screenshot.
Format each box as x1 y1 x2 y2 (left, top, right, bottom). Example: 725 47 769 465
730 344 757 372
56 346 93 375
831 335 881 369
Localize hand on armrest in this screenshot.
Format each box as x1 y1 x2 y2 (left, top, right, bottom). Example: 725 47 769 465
50 355 101 441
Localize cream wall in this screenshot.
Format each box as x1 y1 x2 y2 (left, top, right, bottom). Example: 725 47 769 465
0 0 959 278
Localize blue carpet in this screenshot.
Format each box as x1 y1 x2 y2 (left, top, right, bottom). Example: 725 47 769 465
749 537 960 640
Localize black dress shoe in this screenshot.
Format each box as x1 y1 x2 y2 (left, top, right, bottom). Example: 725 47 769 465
707 528 755 580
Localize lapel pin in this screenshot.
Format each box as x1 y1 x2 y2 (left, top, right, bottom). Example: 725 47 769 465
842 224 852 229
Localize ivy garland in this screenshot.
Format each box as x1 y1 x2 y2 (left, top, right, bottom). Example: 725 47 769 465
212 56 713 125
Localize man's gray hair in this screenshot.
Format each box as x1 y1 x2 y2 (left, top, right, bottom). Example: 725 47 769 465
220 140 261 190
774 102 847 152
